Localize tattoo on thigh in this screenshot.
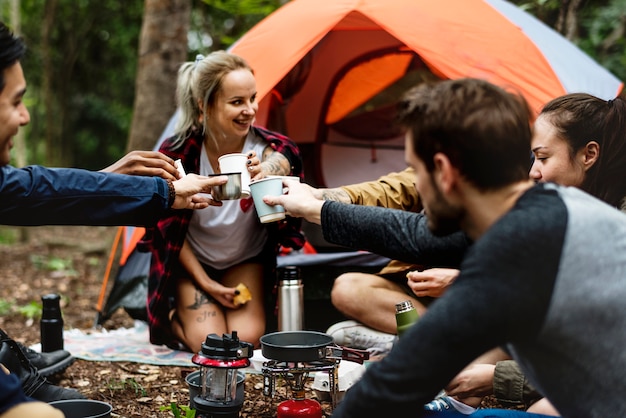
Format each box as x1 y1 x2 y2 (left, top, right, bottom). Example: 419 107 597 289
187 289 216 310
196 310 217 323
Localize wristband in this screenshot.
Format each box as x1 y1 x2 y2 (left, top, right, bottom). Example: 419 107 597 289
166 179 176 208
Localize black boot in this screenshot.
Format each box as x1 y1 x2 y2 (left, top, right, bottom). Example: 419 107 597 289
19 343 75 377
0 328 75 377
0 330 85 402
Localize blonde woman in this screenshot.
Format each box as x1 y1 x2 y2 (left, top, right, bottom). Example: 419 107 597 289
142 52 304 353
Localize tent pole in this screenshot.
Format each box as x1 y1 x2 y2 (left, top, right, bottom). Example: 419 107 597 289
94 226 123 328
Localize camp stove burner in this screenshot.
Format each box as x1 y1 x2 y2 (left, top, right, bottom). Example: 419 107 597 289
258 331 369 415
262 359 340 417
262 359 340 406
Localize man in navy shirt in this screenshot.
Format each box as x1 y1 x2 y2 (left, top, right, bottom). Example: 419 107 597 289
266 79 626 417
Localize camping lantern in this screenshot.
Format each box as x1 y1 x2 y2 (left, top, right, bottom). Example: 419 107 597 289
191 331 253 418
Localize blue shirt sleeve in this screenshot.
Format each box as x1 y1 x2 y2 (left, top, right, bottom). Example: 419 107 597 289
0 165 169 226
0 372 31 414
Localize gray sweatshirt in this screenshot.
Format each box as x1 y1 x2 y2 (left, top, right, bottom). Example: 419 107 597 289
324 183 626 418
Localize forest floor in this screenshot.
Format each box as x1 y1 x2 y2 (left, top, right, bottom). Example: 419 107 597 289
0 225 505 417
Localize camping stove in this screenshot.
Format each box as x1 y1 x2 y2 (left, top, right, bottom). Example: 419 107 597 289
259 331 369 417
262 359 338 417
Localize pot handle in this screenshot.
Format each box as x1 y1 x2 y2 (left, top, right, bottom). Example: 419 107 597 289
324 345 370 364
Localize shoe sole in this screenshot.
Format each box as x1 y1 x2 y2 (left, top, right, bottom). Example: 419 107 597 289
38 355 76 377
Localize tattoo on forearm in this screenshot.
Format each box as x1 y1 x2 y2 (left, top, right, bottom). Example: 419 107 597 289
261 150 290 175
320 189 351 203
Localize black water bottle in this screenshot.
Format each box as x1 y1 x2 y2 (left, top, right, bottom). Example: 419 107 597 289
41 293 64 352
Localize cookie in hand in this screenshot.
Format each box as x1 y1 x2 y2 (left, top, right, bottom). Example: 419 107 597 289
233 283 252 306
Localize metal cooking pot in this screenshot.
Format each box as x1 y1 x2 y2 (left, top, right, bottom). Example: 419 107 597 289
260 331 369 364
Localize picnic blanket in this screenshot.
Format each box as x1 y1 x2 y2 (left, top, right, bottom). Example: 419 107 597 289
31 321 193 366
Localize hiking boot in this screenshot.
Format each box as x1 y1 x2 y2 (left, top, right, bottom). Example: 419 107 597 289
0 331 85 402
19 343 75 377
326 320 396 355
0 329 75 377
424 395 476 415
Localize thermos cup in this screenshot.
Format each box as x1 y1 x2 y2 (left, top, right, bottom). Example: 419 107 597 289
277 266 304 331
395 300 419 337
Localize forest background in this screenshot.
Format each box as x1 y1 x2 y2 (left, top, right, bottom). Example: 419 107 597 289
1 0 625 173
0 2 624 415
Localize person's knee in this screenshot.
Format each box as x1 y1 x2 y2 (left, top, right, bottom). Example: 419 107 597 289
331 272 381 311
1 401 65 418
171 313 220 353
331 273 359 306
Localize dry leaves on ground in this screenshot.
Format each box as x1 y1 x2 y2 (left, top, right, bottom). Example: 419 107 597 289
0 225 506 417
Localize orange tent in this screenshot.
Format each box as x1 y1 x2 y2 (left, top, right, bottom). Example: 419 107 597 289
228 0 622 186
99 0 623 324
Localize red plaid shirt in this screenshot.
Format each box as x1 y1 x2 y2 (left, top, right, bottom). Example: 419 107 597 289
140 126 304 348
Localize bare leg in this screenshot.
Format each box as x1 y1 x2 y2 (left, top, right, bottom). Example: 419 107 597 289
220 263 266 348
172 275 228 353
331 272 426 334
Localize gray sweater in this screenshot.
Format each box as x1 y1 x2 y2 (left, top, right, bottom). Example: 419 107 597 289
324 183 626 418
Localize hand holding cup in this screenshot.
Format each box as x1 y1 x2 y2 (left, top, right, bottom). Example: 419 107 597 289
261 179 325 225
249 177 286 223
218 153 254 197
171 174 228 209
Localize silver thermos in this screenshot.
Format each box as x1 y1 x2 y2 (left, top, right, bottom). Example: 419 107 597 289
277 266 304 331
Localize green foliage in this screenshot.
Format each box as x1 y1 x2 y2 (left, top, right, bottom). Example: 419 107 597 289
2 0 624 171
1 1 282 169
105 378 147 396
17 300 42 320
192 0 283 53
160 403 196 418
7 0 144 169
29 255 77 276
87 256 101 267
0 299 44 320
512 0 561 21
0 227 17 245
578 0 626 82
510 0 626 83
0 299 15 316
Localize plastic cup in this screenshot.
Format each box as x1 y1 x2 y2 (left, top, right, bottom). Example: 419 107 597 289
218 153 251 197
249 177 286 223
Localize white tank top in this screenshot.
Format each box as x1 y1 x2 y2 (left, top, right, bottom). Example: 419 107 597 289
187 132 269 270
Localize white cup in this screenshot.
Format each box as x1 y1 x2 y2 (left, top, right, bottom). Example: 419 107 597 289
249 177 286 223
218 153 251 197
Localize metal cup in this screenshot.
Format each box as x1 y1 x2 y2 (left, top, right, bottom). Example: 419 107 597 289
209 172 242 201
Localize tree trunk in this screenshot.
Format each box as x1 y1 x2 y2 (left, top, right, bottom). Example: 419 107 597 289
556 0 582 41
126 0 191 152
